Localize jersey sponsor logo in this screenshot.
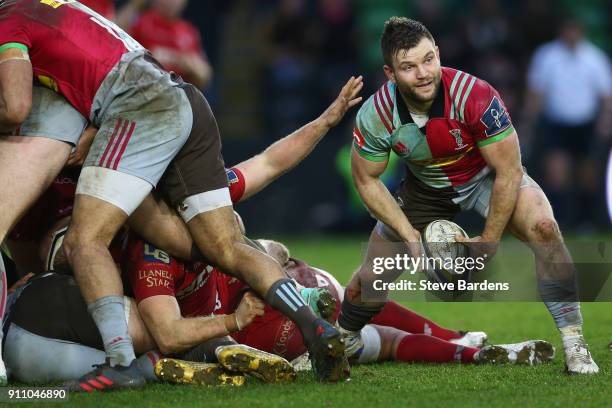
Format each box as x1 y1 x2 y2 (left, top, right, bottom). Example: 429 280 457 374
480 96 511 137
352 127 364 148
143 243 170 264
226 169 239 184
449 129 466 150
138 268 172 288
273 319 296 357
40 0 72 8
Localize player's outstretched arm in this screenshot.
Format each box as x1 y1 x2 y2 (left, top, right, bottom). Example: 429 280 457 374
351 148 421 253
456 131 522 257
0 47 32 132
138 293 264 355
234 76 363 201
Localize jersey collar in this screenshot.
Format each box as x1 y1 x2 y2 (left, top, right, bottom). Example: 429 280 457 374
396 78 445 129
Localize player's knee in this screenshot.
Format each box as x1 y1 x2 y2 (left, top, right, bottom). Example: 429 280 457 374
61 229 80 263
530 218 562 243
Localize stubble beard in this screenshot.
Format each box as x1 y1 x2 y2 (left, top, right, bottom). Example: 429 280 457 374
398 70 442 110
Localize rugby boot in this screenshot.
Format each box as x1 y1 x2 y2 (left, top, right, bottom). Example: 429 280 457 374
300 287 336 321
476 340 555 365
307 318 350 382
563 336 599 374
63 359 146 392
338 326 365 361
216 344 296 383
154 358 245 386
290 353 312 372
449 331 488 348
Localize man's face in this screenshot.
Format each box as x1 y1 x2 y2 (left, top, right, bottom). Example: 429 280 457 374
384 38 441 106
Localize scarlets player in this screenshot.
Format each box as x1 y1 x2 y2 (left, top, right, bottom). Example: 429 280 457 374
337 17 597 374
0 0 356 386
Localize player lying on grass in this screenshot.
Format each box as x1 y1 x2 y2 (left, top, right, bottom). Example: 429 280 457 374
2 271 288 386
158 245 555 376
2 238 554 387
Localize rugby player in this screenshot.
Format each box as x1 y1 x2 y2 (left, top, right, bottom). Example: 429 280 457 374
0 0 359 386
336 17 597 374
2 271 285 386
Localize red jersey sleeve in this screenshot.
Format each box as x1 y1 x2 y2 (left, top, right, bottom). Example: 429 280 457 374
0 10 31 49
226 167 246 203
125 238 178 303
463 79 514 148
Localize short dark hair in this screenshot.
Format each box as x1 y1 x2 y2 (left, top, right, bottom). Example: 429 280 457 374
381 17 435 67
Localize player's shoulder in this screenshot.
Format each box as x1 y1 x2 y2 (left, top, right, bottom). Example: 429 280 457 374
442 66 503 123
356 80 396 136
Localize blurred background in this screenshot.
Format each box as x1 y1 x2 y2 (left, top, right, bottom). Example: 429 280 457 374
88 0 612 236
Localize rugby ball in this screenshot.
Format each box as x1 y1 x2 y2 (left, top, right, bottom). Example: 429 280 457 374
421 220 470 284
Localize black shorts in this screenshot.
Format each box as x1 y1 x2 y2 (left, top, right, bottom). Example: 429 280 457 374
159 84 229 208
7 274 103 350
394 169 461 232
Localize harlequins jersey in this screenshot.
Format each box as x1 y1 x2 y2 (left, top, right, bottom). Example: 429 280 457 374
353 67 514 195
0 0 144 118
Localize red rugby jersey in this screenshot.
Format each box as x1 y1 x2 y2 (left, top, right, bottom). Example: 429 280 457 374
123 167 246 316
0 0 143 117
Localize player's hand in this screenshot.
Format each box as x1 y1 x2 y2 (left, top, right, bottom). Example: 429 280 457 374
403 229 424 273
319 76 364 129
455 235 499 262
67 126 97 166
234 291 265 330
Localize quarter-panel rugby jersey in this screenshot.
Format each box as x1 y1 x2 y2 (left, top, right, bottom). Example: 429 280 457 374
353 67 514 194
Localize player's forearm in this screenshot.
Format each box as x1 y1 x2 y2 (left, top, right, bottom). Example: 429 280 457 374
356 177 418 242
155 314 237 354
482 169 522 242
263 117 331 176
0 54 33 131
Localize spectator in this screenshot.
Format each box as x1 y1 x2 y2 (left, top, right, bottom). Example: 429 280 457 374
522 19 612 229
127 0 213 89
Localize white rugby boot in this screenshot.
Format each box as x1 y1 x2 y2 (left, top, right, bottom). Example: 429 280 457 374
476 340 555 365
291 353 312 372
338 327 364 360
449 331 488 348
561 326 599 374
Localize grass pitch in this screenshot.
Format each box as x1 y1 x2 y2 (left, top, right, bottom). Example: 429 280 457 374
16 236 612 407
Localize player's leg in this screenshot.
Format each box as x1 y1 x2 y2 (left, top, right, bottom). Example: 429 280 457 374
160 86 347 382
0 85 84 385
337 225 408 357
0 137 71 242
507 184 598 374
3 323 107 384
369 301 487 347
362 325 553 365
357 325 479 364
128 193 194 260
184 208 348 381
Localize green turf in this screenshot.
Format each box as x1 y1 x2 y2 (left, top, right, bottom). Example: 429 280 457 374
12 236 612 408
